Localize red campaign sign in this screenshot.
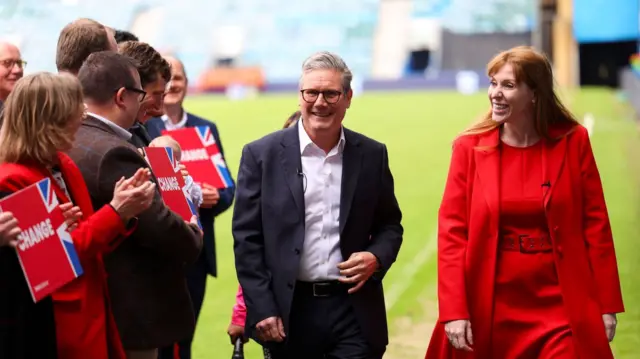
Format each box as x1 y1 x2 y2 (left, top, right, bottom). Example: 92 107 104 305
143 146 201 229
161 126 233 189
0 178 83 302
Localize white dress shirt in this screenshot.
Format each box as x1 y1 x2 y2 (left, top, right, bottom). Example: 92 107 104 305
87 112 132 140
161 110 188 130
297 120 346 282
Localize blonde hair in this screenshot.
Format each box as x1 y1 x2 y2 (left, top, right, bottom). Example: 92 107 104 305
149 135 182 160
462 46 579 140
0 72 84 166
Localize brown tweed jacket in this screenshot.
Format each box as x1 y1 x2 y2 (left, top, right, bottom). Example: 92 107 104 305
66 116 202 350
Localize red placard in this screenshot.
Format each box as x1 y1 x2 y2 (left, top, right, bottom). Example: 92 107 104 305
0 178 83 302
143 146 201 229
161 126 233 189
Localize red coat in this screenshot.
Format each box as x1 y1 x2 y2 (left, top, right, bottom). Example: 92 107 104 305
425 124 624 359
0 152 135 359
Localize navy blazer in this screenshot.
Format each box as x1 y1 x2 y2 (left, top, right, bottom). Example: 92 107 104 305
146 113 235 277
232 123 403 350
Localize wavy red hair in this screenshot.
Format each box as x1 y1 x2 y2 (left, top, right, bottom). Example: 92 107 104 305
462 46 579 140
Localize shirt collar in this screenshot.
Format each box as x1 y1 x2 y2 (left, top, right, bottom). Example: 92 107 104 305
298 118 345 155
161 110 188 130
87 111 132 140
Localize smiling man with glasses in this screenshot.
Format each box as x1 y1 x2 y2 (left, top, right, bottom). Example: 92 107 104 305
117 41 171 148
233 51 403 359
0 42 25 106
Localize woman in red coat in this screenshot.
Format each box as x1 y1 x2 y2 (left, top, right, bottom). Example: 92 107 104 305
425 46 624 359
0 72 156 359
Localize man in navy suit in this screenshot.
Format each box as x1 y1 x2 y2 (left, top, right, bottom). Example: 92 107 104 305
233 51 403 359
146 55 235 359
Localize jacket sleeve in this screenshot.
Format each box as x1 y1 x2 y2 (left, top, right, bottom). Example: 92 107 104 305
68 204 128 259
578 128 624 314
97 146 202 264
232 144 279 327
366 144 403 280
437 137 471 323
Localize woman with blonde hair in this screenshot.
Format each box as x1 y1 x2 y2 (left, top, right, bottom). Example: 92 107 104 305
425 46 624 359
0 72 156 359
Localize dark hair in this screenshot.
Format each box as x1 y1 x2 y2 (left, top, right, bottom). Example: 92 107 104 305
78 51 138 105
118 41 171 88
283 110 301 129
114 29 138 43
56 18 112 73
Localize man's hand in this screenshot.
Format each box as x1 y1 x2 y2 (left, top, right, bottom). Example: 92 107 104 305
445 320 473 351
337 251 379 293
227 323 248 345
603 313 617 342
255 316 286 342
0 212 20 247
200 183 220 208
60 202 83 232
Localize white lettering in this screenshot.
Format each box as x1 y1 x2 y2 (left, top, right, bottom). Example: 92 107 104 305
158 177 181 192
181 149 209 162
34 280 50 292
17 218 55 251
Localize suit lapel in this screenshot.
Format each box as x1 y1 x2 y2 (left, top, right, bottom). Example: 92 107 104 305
339 130 362 233
543 131 568 207
474 129 500 218
279 126 305 220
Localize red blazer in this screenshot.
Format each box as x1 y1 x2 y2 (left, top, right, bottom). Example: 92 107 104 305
0 152 135 359
425 124 624 359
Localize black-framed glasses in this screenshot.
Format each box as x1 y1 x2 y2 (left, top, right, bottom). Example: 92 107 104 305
0 59 26 69
300 89 342 104
123 87 147 102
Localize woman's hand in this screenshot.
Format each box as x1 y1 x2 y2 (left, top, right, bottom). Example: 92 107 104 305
110 172 156 222
603 313 617 342
60 202 83 232
444 319 473 352
0 212 20 247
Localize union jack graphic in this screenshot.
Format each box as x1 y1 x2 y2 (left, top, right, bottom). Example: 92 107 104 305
37 178 83 277
212 153 234 188
57 224 83 277
196 126 218 151
165 147 181 173
37 178 59 213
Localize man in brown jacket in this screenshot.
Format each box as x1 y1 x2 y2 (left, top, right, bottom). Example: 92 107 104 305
66 51 203 359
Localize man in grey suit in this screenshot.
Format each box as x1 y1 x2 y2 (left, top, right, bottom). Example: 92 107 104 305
233 51 403 359
66 51 202 359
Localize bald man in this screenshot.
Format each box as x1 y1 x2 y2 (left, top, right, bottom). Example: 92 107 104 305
146 56 235 359
0 42 24 105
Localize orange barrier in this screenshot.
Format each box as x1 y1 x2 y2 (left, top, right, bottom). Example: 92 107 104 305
196 66 266 92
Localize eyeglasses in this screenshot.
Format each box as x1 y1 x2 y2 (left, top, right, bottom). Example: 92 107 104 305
124 87 146 102
0 59 27 70
300 89 342 104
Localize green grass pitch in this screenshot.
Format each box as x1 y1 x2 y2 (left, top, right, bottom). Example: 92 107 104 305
181 88 640 358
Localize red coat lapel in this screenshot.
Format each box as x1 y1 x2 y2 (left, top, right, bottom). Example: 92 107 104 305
542 127 570 207
473 128 500 218
56 152 95 218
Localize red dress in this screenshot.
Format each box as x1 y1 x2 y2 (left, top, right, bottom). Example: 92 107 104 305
493 141 573 358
